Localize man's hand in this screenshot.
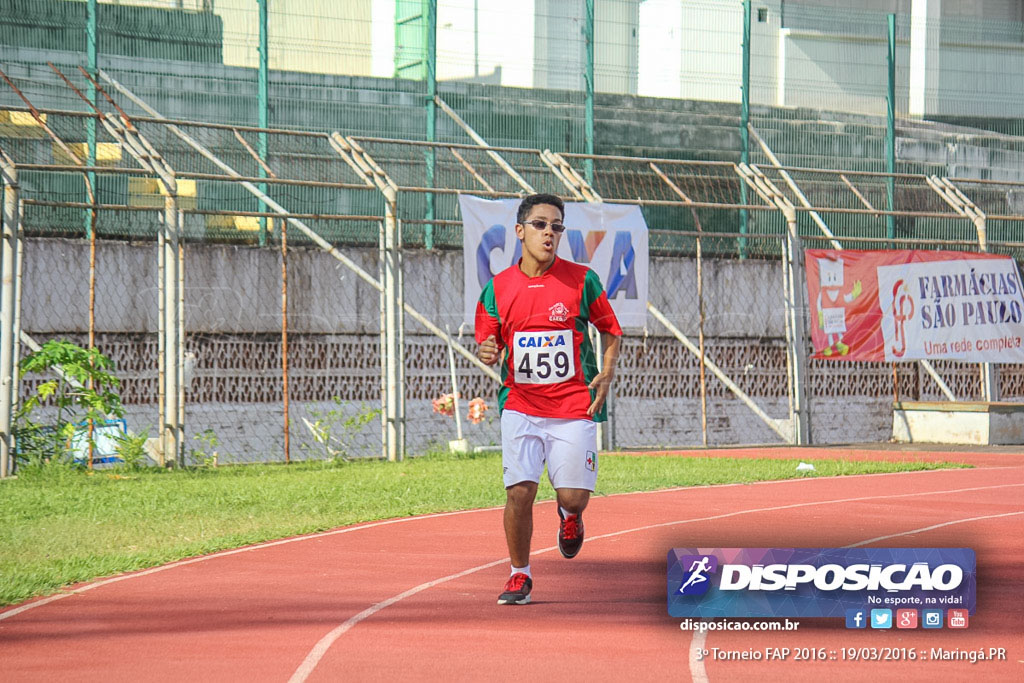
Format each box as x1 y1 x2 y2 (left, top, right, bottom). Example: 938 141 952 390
587 369 614 417
477 334 500 365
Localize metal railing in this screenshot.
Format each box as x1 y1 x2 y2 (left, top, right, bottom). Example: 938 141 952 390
3 67 1024 475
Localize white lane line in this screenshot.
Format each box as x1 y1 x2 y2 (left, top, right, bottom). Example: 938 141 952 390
691 507 1024 683
288 479 1024 683
688 628 710 683
4 464 1001 622
846 510 1024 548
287 559 510 683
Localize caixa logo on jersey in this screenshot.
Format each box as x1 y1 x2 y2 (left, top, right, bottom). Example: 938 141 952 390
667 548 976 618
517 334 567 348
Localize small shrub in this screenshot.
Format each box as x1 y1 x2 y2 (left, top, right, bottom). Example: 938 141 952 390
189 429 221 467
301 399 380 461
14 340 123 471
111 428 152 471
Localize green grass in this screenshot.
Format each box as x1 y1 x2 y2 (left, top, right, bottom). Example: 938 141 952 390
0 451 967 607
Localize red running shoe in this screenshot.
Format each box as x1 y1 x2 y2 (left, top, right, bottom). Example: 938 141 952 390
558 510 584 559
497 572 532 605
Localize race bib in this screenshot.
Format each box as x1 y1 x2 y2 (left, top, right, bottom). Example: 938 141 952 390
512 330 575 384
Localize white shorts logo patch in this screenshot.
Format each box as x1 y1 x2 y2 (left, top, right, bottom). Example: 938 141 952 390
585 450 596 471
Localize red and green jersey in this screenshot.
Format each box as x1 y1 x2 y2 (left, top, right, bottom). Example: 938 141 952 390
475 257 622 422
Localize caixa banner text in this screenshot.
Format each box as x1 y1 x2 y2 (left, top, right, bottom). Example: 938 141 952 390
459 195 649 329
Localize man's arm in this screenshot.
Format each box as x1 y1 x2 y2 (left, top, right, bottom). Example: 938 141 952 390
580 269 623 417
586 331 620 417
475 280 503 365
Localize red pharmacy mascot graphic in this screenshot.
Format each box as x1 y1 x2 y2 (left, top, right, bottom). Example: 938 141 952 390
815 257 862 356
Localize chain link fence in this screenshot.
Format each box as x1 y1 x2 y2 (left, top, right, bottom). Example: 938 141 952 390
181 238 385 465
11 223 1024 464
14 234 162 468
5 83 1024 466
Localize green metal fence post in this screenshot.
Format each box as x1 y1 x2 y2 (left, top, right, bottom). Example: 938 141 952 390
887 13 896 243
584 0 595 184
739 0 751 259
258 0 269 246
86 0 97 239
425 0 436 249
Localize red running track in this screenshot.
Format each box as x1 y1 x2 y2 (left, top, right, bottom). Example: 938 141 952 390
1 450 1022 682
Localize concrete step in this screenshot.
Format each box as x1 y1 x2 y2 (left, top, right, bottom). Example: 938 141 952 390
597 120 741 156
753 118 884 139
597 108 740 130
598 144 741 163
599 93 741 117
754 109 1024 154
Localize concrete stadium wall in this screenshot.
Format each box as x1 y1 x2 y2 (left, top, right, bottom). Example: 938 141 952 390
21 238 784 338
20 236 903 457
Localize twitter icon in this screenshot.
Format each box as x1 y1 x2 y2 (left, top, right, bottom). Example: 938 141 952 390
870 609 893 629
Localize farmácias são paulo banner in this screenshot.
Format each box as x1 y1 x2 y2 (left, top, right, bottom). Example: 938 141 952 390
806 249 1024 362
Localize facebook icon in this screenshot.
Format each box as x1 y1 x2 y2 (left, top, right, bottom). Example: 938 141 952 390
845 609 867 629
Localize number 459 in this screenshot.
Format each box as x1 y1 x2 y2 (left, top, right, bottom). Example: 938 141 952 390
518 351 570 380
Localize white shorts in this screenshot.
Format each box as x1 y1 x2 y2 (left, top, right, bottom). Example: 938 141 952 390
501 409 598 491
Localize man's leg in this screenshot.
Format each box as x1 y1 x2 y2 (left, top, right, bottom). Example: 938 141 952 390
497 411 545 604
545 418 598 560
555 487 590 516
554 487 589 559
504 481 538 567
498 481 538 605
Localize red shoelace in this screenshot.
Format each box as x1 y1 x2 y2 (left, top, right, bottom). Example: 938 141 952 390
505 573 529 591
560 514 580 540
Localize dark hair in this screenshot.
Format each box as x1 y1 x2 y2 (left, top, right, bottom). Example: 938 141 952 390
516 193 564 224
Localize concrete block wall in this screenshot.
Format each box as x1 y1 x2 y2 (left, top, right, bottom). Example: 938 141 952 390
17 236 929 457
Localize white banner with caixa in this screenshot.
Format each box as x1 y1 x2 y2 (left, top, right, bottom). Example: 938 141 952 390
458 195 649 329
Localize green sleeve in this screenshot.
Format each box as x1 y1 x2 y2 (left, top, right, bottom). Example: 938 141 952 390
578 269 608 422
579 269 605 324
479 279 499 319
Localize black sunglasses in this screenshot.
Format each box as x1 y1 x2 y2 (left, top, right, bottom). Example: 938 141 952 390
521 219 566 233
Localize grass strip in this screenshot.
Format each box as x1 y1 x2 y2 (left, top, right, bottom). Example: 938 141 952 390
0 452 966 606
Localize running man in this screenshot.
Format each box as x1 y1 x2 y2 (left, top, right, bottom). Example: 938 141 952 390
678 557 712 593
475 193 622 605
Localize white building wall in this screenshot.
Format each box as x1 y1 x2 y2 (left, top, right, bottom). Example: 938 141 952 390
533 0 640 93
678 0 743 102
638 0 683 98
595 0 641 94
634 0 1023 119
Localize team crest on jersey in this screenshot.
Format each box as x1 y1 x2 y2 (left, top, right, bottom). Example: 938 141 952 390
549 302 570 322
